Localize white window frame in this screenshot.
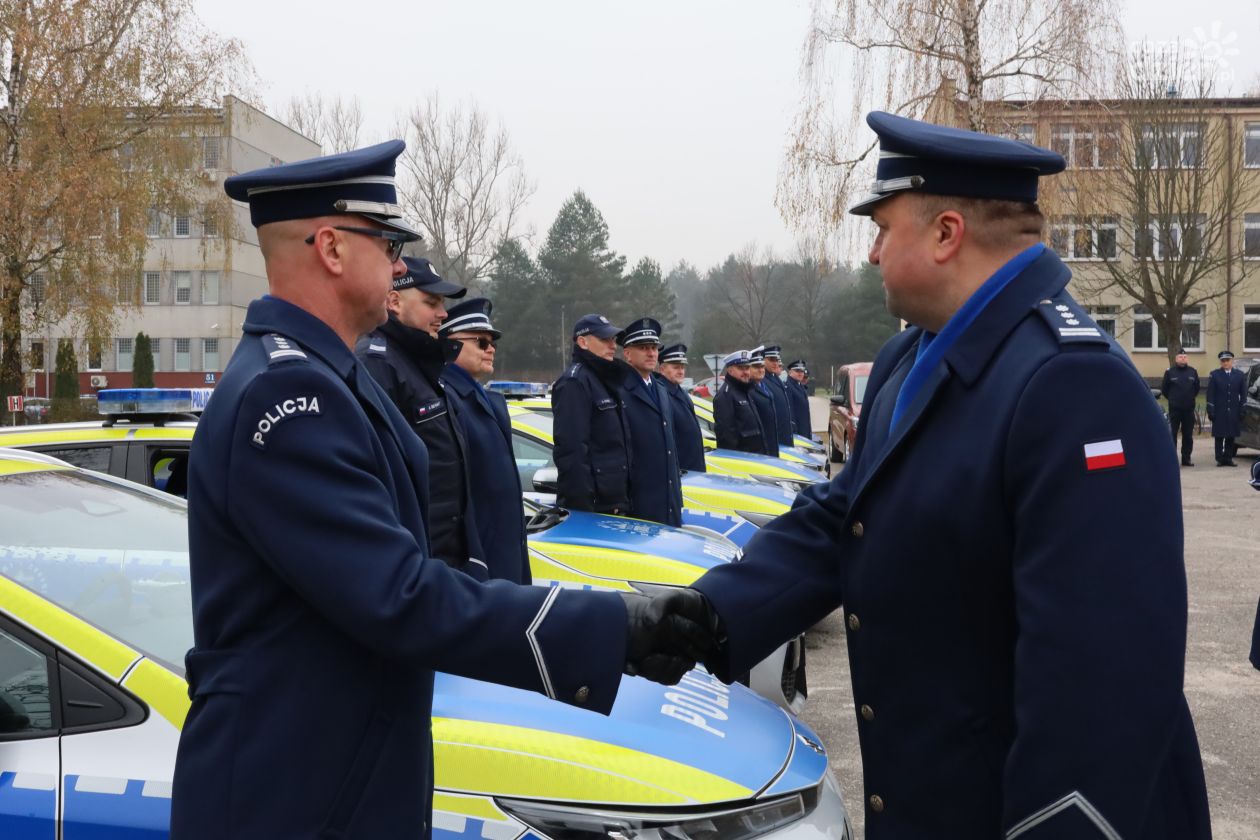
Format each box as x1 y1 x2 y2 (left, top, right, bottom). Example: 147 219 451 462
150 338 162 373
1086 305 1119 337
1135 215 1207 260
202 337 220 371
1051 216 1119 261
201 271 220 305
1131 305 1204 352
1138 123 1203 169
1245 122 1260 169
202 206 219 238
174 338 191 372
202 136 221 170
143 271 161 305
173 271 192 305
29 341 45 371
28 273 46 305
1051 124 1118 169
85 339 103 372
1244 213 1260 260
145 207 161 238
174 213 191 238
116 337 134 372
1244 305 1260 352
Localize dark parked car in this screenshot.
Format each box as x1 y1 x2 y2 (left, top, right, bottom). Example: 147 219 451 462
1237 357 1260 452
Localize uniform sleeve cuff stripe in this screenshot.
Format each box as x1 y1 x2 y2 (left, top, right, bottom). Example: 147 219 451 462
526 587 561 700
1006 791 1122 840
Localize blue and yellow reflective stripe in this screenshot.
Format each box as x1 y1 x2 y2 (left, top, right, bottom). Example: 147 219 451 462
0 578 139 680
432 717 751 806
122 658 190 729
682 489 788 517
0 459 70 476
0 428 134 446
529 543 700 587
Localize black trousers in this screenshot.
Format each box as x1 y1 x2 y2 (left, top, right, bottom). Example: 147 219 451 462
1169 406 1195 461
1214 436 1237 463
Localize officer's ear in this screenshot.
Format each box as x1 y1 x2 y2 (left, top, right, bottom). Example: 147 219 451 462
931 209 965 265
308 226 348 277
385 289 402 316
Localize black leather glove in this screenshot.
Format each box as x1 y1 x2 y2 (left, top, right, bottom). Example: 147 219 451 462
620 588 721 685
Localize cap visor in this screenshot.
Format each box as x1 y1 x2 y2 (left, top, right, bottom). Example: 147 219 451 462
428 279 468 299
361 213 423 242
591 324 621 339
847 190 891 216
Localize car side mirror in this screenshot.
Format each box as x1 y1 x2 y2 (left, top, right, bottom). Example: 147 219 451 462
532 466 559 494
829 395 847 407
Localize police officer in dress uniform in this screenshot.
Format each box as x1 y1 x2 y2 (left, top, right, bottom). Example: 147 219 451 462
615 318 684 526
1160 348 1200 466
760 345 797 446
438 298 531 584
356 256 487 576
635 113 1211 839
654 343 707 473
785 359 814 440
747 347 781 456
551 314 633 515
712 350 769 455
1206 349 1246 466
169 142 712 839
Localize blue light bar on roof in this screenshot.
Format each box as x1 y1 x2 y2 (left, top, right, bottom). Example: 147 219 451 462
98 388 214 415
487 381 547 397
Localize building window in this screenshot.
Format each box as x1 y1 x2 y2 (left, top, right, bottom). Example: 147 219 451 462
1246 123 1260 168
1138 123 1203 169
174 213 191 238
1245 213 1260 259
173 271 192 304
144 271 161 304
86 338 103 371
117 275 135 304
202 205 219 238
28 273 46 305
29 341 45 371
1086 305 1119 337
1132 305 1204 351
175 338 191 371
1136 215 1206 260
202 136 221 170
201 271 220 305
116 337 134 372
150 337 161 372
146 207 161 238
1050 216 1118 260
1006 123 1035 144
1051 124 1119 169
203 338 219 371
1244 305 1260 352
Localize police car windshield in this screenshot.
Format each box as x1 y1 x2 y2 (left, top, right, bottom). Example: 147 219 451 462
514 411 554 437
0 469 191 674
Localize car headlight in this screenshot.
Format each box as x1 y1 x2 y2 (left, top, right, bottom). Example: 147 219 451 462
498 793 807 840
737 509 777 528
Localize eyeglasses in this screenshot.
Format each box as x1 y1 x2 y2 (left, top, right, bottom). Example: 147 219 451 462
305 225 408 262
454 335 498 351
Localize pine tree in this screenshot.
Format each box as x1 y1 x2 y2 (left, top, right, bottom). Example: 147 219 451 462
537 191 627 325
50 339 80 420
486 239 554 376
623 257 682 340
133 333 155 387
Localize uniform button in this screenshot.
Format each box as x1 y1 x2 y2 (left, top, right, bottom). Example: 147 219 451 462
847 613 861 631
850 521 864 538
869 794 885 813
860 704 875 721
575 686 590 704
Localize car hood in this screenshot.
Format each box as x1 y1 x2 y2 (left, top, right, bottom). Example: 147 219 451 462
432 670 828 807
708 448 824 483
682 471 795 508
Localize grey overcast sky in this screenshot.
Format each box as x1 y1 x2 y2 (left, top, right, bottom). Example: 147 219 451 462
194 1 1260 272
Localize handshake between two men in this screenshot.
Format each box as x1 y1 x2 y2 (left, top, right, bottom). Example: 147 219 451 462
620 588 724 685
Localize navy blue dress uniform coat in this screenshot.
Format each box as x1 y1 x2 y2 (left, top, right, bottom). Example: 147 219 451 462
763 373 797 445
356 315 485 577
440 363 532 584
1206 366 1246 438
551 346 633 514
713 376 770 456
692 250 1210 839
619 364 684 526
749 380 780 456
655 373 707 473
171 297 627 839
786 376 813 440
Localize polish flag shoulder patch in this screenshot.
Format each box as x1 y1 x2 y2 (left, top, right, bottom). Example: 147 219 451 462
1083 439 1126 472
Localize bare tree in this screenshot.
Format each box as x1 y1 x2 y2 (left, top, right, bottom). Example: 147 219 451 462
713 246 785 345
778 0 1120 237
282 93 364 155
395 95 533 291
1043 44 1260 367
0 0 247 406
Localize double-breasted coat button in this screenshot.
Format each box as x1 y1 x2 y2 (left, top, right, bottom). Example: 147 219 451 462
575 686 590 704
851 521 864 538
860 704 875 721
847 613 861 631
869 794 885 813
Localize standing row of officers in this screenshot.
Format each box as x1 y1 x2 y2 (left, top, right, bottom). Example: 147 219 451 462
1160 348 1250 467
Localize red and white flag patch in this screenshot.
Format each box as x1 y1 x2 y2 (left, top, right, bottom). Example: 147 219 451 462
1083 439 1125 472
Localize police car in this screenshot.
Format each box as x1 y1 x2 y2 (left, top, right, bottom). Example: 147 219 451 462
0 449 852 839
689 396 827 467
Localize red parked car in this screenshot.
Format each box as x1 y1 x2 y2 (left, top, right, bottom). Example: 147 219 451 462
828 362 872 464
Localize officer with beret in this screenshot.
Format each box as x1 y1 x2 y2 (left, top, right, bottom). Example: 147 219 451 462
1206 349 1246 466
1160 348 1200 466
785 359 814 440
615 318 684 526
356 256 486 576
760 345 798 446
637 113 1210 838
655 343 708 473
747 347 781 456
551 314 633 515
170 142 712 838
438 298 530 584
712 350 771 455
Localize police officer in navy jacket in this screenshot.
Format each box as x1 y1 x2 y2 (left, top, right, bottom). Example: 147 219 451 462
356 256 485 576
760 345 797 446
636 114 1211 839
615 318 684 526
785 359 814 439
748 347 781 455
1206 349 1246 466
713 350 770 455
1159 348 1200 466
170 142 711 839
438 298 531 584
655 343 708 473
551 314 633 515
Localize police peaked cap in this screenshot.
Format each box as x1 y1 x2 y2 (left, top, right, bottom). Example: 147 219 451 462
849 112 1066 216
1219 350 1234 360
761 345 783 360
787 359 808 372
394 256 466 297
617 317 663 347
573 313 620 340
749 345 766 365
722 350 752 368
660 344 688 364
440 297 501 340
224 139 421 239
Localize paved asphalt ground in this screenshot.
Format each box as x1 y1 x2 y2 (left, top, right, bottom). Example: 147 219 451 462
797 399 1260 838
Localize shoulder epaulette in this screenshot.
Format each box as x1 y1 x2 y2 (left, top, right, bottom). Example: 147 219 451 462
363 337 387 356
566 363 582 378
1035 298 1110 347
261 333 309 364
